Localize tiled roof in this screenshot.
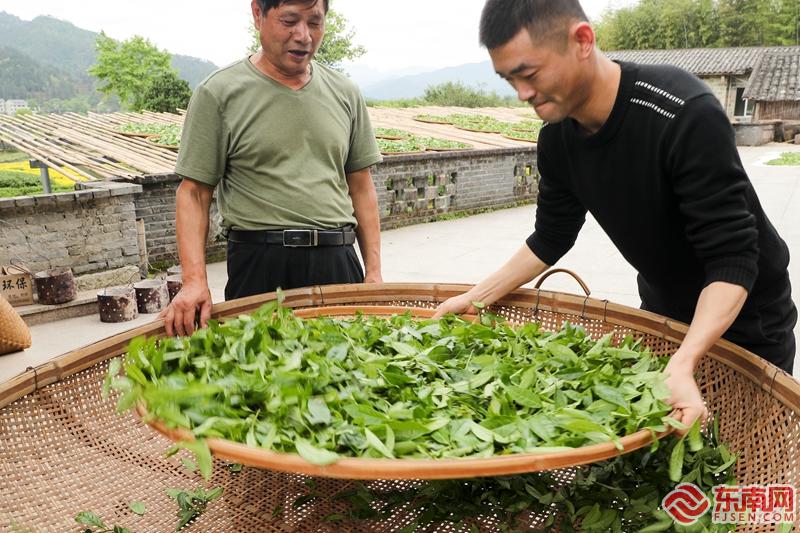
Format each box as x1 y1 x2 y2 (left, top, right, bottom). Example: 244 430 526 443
606 46 800 76
743 51 800 101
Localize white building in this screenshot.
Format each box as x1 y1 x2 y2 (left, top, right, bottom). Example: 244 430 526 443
0 99 30 115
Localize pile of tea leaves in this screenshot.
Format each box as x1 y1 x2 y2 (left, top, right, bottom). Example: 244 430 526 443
109 297 677 466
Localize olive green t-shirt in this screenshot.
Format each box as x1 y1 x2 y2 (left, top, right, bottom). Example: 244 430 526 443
175 58 382 231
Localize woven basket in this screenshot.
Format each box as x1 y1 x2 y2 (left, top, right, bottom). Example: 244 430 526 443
1 282 798 532
0 293 31 355
412 117 452 125
138 305 673 481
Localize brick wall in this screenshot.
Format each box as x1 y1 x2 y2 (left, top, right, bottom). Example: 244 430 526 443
374 147 538 229
0 182 141 275
130 174 225 267
701 75 731 115
133 146 538 260
0 146 537 275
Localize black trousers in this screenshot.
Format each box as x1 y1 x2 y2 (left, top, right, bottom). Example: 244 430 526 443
224 240 364 300
738 333 796 375
642 298 796 375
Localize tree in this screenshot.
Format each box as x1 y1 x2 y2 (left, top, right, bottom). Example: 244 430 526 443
140 71 192 113
248 9 366 71
89 33 175 111
595 0 799 50
422 81 516 108
314 10 366 70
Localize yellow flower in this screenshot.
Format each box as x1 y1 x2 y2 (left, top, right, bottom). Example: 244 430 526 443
0 161 86 186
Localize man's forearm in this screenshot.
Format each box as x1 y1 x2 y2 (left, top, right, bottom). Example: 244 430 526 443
347 170 381 277
466 244 550 305
176 180 213 285
669 281 748 372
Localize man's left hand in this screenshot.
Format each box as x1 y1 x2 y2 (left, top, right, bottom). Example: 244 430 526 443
663 359 708 435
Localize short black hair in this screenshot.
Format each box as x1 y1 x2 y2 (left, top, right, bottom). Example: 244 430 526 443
479 0 588 50
256 0 329 15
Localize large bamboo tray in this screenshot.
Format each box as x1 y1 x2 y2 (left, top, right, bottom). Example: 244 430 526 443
137 305 673 481
1 282 799 532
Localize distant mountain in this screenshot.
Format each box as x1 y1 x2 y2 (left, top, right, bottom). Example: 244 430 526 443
0 46 89 101
171 54 220 88
0 12 97 75
360 61 517 100
0 11 218 107
344 63 438 89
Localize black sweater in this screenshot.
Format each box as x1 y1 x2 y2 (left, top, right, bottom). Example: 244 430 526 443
527 61 796 368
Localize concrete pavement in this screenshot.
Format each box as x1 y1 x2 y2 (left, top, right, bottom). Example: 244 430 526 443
2 143 799 382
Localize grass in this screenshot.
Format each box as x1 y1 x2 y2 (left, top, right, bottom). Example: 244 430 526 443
766 152 800 166
0 168 76 198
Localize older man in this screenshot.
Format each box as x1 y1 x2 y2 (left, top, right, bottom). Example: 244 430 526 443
163 0 383 336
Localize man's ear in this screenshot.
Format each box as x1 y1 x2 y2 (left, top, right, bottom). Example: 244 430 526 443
251 0 263 26
571 22 596 59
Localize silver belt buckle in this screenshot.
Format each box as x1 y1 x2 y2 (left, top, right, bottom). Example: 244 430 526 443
282 229 319 247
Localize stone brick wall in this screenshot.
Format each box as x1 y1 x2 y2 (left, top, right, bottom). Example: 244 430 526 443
374 147 538 229
701 75 731 115
133 146 537 261
0 182 141 275
0 147 537 277
130 174 225 267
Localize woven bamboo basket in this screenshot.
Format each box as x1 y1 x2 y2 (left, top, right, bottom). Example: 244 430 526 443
412 117 452 125
114 130 154 139
138 305 673 481
501 133 537 144
146 139 180 151
0 293 31 355
1 281 798 532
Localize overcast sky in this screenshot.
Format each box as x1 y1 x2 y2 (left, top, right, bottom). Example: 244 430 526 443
1 0 638 70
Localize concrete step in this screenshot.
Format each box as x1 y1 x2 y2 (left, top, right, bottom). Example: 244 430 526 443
16 287 105 326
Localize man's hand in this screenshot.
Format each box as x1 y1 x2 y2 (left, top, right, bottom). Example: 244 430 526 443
659 281 746 435
663 359 708 435
431 246 550 320
432 292 479 319
159 281 212 337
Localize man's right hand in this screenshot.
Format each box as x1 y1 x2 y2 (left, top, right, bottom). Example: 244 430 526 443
159 281 212 337
432 292 480 319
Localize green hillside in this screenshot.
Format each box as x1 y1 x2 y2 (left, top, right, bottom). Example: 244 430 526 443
0 11 218 110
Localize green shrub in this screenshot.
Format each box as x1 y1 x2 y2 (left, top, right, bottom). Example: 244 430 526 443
0 170 75 197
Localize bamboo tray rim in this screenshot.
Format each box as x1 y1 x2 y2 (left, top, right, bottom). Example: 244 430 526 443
501 133 538 143
4 283 797 419
145 138 180 151
374 134 409 140
412 117 452 125
135 304 674 480
113 130 155 138
453 125 504 134
138 401 672 480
